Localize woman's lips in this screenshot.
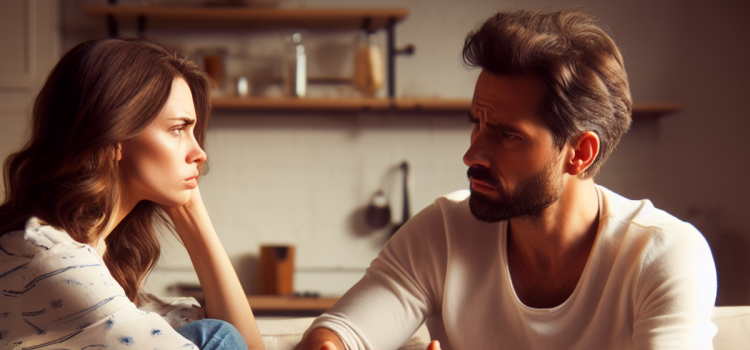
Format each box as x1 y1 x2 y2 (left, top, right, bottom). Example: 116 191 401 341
185 176 198 189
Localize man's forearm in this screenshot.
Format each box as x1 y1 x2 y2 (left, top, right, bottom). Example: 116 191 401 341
298 327 346 350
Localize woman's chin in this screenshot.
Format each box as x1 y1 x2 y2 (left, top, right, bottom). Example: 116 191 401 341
153 192 191 208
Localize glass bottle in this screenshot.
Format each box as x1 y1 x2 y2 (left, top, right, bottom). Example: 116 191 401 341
283 33 307 98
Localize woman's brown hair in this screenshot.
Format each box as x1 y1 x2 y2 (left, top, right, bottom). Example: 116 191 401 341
462 8 632 178
0 38 212 303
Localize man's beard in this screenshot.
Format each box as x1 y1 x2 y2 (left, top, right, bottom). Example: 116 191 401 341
467 160 563 223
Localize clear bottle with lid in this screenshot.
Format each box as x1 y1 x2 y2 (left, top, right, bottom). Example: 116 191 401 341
283 33 307 98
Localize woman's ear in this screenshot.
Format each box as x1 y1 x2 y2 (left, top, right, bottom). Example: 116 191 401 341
115 143 122 162
565 131 600 176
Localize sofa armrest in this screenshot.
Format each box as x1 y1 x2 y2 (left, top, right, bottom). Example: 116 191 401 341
712 306 750 350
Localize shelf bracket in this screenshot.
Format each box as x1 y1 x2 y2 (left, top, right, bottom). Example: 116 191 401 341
107 14 118 37
361 16 373 33
386 17 396 98
107 0 118 37
138 14 147 38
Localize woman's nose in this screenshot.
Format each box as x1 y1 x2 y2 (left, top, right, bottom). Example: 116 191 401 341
188 138 207 165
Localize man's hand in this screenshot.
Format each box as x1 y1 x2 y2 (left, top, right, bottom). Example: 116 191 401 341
298 328 345 350
319 341 338 350
299 327 440 350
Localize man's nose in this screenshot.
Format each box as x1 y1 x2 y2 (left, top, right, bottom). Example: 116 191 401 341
463 131 491 169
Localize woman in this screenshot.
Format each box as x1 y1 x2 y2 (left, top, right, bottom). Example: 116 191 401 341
0 38 264 350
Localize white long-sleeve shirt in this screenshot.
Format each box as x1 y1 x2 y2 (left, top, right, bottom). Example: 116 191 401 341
0 217 204 350
309 186 718 349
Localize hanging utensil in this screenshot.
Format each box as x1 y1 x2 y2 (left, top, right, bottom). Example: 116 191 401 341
365 190 391 230
391 161 410 236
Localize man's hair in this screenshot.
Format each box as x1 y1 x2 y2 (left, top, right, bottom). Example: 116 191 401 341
462 8 632 178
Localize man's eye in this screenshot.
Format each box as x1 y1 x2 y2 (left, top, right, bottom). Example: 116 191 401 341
501 132 517 140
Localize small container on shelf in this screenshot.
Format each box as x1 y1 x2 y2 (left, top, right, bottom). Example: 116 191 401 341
197 47 229 96
353 29 384 97
283 33 307 98
258 245 295 296
236 76 251 97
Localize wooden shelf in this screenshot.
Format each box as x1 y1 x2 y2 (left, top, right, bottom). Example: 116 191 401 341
183 291 338 316
211 97 471 112
213 96 389 111
247 295 339 313
211 97 681 118
629 103 682 119
86 6 409 31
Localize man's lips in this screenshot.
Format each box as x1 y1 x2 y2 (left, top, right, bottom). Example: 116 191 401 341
469 178 497 192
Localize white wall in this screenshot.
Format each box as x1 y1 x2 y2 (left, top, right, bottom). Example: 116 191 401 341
0 1 61 196
8 0 747 304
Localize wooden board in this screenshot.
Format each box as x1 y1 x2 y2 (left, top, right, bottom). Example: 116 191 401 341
86 6 409 31
247 295 339 312
212 96 392 111
212 97 682 118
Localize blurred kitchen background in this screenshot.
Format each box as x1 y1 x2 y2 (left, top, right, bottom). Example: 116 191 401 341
1 0 749 310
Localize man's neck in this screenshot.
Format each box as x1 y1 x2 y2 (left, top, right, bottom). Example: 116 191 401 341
508 178 600 267
506 179 600 308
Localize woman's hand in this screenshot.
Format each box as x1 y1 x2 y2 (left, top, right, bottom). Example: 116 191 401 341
161 186 209 236
160 186 266 350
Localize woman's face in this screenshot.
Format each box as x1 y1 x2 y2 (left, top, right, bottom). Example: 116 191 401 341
118 77 207 207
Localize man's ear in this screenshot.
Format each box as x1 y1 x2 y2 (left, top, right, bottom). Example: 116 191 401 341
565 131 600 176
115 143 122 162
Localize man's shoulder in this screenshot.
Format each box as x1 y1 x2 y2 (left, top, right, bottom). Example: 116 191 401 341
406 190 472 223
598 186 706 260
439 189 471 203
599 186 696 234
397 190 500 246
431 189 471 208
424 190 488 228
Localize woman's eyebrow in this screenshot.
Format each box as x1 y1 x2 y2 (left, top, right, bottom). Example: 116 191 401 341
169 116 196 125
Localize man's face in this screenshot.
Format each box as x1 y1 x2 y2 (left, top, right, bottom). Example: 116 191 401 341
463 71 564 223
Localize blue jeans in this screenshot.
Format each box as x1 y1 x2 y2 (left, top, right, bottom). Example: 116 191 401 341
177 319 249 350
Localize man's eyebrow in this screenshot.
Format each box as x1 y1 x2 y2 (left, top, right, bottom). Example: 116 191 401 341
486 119 525 135
468 109 527 136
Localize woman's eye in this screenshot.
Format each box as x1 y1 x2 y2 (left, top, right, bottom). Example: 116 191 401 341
170 125 186 136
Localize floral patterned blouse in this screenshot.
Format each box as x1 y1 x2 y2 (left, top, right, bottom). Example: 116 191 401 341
0 217 204 349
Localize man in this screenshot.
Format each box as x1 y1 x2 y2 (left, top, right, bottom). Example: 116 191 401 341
300 8 717 350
